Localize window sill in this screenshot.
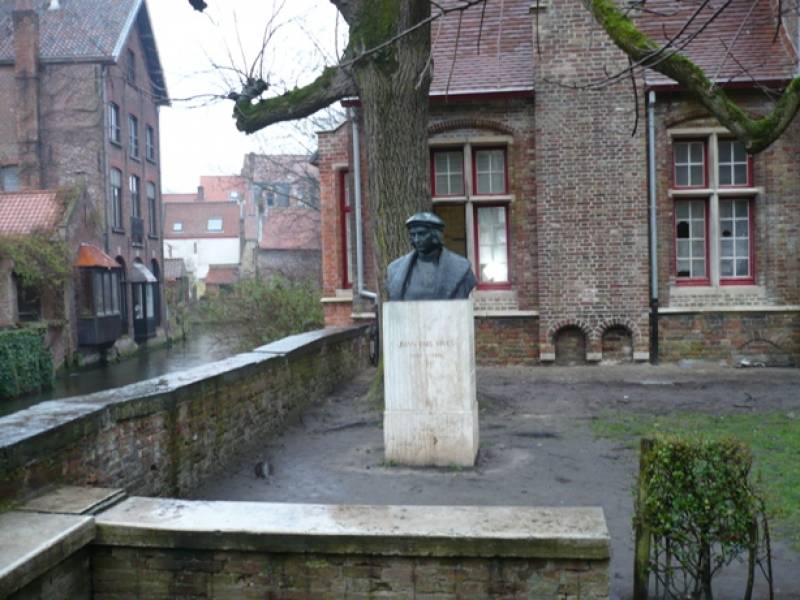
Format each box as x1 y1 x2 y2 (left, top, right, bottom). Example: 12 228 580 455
476 282 512 291
129 155 141 162
674 278 711 287
720 278 755 286
669 188 712 197
148 234 159 240
112 227 125 234
132 242 144 248
146 157 157 165
717 187 761 197
110 140 122 148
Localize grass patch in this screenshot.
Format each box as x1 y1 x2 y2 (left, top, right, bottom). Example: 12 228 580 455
592 410 800 549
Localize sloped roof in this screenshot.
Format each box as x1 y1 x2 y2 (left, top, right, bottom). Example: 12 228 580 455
637 0 797 87
199 175 247 202
164 257 187 281
429 0 534 96
163 193 198 204
74 243 118 269
164 201 240 238
205 264 239 285
242 154 318 186
260 208 320 251
0 190 64 235
0 0 168 103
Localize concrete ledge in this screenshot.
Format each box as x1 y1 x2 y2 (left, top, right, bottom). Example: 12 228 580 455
0 511 94 597
19 486 126 516
474 310 539 318
254 325 368 357
94 497 610 560
660 305 800 314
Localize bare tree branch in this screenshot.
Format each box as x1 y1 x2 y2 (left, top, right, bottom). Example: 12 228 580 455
584 0 800 153
232 66 357 134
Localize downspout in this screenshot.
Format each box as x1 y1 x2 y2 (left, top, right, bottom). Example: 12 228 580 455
647 90 659 363
350 109 377 304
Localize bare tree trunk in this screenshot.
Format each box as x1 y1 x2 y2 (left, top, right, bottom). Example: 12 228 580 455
353 0 432 299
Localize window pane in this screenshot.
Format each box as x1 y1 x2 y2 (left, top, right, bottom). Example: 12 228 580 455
719 167 731 186
720 239 733 256
691 241 705 257
432 150 463 195
690 166 703 185
477 206 509 283
693 259 706 278
675 144 688 163
690 143 703 162
675 202 689 219
491 173 504 193
448 173 464 195
735 219 748 237
735 239 748 256
690 220 704 238
677 240 690 256
476 152 489 171
718 140 732 162
736 259 749 277
475 149 506 194
720 220 733 237
677 260 690 277
733 164 747 185
93 272 103 315
733 142 746 161
675 167 688 187
435 174 448 193
111 273 119 313
720 201 732 218
735 199 748 214
433 204 467 257
720 259 733 277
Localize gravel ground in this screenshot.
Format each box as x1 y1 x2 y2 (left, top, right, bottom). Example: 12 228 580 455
192 364 800 599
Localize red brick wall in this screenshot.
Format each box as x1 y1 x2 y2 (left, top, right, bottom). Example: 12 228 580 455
475 316 539 365
533 0 650 359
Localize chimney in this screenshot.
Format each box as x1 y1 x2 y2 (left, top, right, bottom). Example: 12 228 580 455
197 185 205 201
13 0 41 189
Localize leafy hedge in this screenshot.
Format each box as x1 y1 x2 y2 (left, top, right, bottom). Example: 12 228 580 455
0 326 53 400
634 435 771 599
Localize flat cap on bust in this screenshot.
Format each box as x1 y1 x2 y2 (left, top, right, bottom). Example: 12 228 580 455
405 212 445 230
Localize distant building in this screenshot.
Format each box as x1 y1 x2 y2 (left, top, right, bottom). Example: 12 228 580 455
258 208 321 285
0 0 169 366
164 156 321 293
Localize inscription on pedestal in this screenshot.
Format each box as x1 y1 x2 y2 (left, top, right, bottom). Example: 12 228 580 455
383 300 478 466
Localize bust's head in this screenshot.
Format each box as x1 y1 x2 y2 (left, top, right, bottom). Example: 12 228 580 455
406 212 444 257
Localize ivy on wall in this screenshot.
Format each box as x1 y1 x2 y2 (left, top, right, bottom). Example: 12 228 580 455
0 233 71 291
0 326 53 400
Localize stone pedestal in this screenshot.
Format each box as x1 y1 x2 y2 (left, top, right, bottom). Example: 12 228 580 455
382 300 478 466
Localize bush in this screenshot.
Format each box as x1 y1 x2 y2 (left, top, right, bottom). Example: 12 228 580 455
196 276 323 351
0 326 53 400
634 435 772 600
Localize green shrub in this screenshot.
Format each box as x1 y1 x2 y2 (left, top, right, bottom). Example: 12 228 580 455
0 326 53 400
634 435 772 599
195 276 323 351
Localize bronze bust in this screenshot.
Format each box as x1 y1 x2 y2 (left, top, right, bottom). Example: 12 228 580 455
386 212 476 301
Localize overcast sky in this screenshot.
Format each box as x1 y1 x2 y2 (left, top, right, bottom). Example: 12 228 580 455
147 1 347 193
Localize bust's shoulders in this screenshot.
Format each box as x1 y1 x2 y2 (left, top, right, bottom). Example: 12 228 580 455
440 248 471 269
388 251 415 272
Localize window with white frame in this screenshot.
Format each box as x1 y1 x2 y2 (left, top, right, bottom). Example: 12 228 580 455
431 144 511 288
128 114 139 158
670 132 755 286
172 221 183 232
207 218 223 232
108 103 121 144
110 168 123 229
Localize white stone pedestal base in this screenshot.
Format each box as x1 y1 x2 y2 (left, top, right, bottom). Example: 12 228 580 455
382 300 478 467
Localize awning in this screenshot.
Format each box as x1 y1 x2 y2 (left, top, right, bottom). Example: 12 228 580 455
74 243 119 269
130 261 157 283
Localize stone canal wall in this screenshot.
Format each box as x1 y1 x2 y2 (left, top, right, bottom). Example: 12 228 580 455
0 493 611 599
0 326 369 503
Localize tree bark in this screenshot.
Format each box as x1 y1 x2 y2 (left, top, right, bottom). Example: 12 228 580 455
352 0 432 298
584 0 800 153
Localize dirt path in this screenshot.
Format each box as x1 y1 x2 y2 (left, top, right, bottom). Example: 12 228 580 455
192 364 800 599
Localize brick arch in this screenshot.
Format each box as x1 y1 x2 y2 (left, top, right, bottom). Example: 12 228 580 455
548 320 594 345
597 318 641 345
664 111 712 129
428 118 514 136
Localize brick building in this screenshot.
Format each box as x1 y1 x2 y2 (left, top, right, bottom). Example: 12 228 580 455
317 0 800 366
0 0 169 365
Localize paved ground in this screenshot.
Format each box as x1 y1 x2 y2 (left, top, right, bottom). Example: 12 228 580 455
192 364 800 599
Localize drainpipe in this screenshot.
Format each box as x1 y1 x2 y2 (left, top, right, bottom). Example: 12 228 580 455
350 109 377 304
647 90 659 364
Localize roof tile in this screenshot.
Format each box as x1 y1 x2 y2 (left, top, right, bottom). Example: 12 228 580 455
0 190 63 235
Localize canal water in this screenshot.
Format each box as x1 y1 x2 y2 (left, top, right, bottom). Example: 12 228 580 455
0 329 244 417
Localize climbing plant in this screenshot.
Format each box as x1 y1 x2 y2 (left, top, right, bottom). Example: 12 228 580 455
0 326 53 400
0 233 71 292
633 436 773 599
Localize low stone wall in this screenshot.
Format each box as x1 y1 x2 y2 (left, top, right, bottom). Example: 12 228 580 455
475 315 539 365
91 498 610 600
0 326 368 503
659 311 800 365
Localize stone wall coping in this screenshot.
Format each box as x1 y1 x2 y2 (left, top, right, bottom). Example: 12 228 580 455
0 325 367 471
94 497 610 560
253 325 368 357
474 310 539 318
660 305 800 314
0 511 94 598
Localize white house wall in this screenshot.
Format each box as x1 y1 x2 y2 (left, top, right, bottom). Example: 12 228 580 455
163 238 240 280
